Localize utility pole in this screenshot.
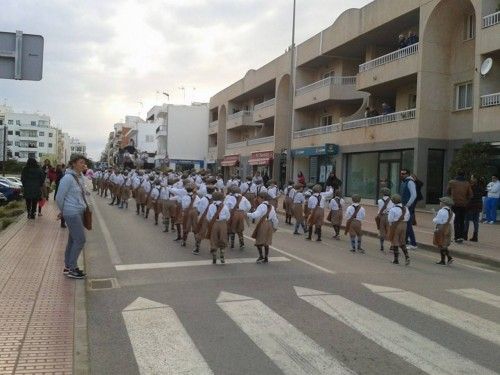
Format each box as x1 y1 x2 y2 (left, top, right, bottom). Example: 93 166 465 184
286 0 296 181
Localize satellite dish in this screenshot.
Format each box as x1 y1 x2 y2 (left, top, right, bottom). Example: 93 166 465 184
480 58 493 76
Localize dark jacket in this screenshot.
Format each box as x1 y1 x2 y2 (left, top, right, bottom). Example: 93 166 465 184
467 183 485 212
21 167 45 199
447 177 473 208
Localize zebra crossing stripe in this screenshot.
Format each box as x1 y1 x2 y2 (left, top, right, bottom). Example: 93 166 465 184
294 286 497 375
216 291 355 375
363 284 500 346
447 288 500 309
122 297 213 375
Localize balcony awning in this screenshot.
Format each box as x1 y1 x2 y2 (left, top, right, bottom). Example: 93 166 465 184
248 150 274 166
221 154 240 167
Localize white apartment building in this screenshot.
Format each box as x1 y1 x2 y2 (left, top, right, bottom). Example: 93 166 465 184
70 137 87 156
148 102 209 171
0 105 58 162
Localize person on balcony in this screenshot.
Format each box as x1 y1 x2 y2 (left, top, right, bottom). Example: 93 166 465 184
398 34 407 49
406 30 418 46
381 102 394 115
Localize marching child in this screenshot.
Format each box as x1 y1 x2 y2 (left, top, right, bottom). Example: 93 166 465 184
433 196 455 265
247 192 279 263
206 191 230 264
344 194 365 252
225 186 252 249
328 190 345 239
376 187 393 251
387 194 410 265
193 185 214 255
292 184 306 235
283 180 295 225
306 185 325 241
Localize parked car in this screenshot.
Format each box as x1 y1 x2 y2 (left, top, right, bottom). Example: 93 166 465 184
0 177 22 189
4 176 23 187
0 181 22 201
0 192 8 205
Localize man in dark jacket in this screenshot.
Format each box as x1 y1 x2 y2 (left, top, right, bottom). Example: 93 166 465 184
21 158 45 219
399 168 418 249
326 171 342 191
447 170 473 243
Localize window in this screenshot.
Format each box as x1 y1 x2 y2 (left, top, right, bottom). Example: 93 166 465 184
48 143 53 148
15 141 20 147
39 131 44 136
71 146 75 151
6 141 12 146
15 131 20 136
0 120 2 125
7 131 13 135
49 133 53 137
15 120 20 125
320 114 333 126
39 142 44 147
39 153 43 157
464 14 475 40
14 152 19 157
8 120 13 125
31 121 36 126
455 82 473 110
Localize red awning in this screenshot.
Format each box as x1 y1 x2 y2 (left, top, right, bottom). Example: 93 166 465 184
221 154 239 167
248 150 273 166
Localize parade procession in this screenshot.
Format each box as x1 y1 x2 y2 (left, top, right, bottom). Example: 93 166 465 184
92 167 457 267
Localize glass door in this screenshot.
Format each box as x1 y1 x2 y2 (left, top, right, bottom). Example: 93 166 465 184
378 160 401 196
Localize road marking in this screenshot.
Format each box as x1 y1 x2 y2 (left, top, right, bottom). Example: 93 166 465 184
122 297 213 375
447 288 500 309
243 235 336 274
89 193 122 265
115 256 290 271
363 284 500 346
412 251 497 273
216 291 355 375
294 286 497 375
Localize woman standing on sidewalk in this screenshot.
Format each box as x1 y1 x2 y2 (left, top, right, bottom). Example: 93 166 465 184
21 158 45 219
55 155 89 279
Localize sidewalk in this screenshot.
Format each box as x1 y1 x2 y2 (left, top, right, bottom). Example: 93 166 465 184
277 198 500 268
0 200 87 375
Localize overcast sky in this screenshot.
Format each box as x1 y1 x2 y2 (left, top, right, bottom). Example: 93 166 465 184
0 0 372 160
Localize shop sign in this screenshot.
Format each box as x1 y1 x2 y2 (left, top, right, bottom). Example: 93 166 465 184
325 143 339 156
292 146 326 157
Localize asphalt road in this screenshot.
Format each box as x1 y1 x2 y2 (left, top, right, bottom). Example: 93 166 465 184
85 192 500 375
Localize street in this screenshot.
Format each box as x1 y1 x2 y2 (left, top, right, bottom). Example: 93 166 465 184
84 192 500 375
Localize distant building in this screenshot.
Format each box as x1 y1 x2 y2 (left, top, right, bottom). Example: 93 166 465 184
70 138 86 156
148 102 208 171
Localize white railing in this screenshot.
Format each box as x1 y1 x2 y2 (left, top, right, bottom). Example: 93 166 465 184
483 11 500 28
342 108 416 130
207 146 218 160
295 76 357 96
480 93 500 107
247 136 274 145
293 123 341 138
209 120 218 128
228 110 253 120
226 141 248 149
254 98 276 111
359 43 419 72
155 125 167 134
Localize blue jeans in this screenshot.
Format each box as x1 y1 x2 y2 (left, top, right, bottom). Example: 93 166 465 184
406 206 416 246
485 197 498 223
64 213 86 270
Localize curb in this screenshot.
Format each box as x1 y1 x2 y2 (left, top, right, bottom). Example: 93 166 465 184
74 252 90 374
275 208 500 269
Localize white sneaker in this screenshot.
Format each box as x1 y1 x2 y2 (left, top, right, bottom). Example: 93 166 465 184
489 221 495 224
407 245 418 250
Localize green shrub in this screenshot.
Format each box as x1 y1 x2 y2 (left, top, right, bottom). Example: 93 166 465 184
1 218 14 229
6 201 24 210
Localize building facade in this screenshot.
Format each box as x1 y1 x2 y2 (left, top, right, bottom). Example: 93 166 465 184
149 103 209 171
70 138 87 156
208 0 500 203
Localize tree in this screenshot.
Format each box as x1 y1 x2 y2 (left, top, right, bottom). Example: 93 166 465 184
449 142 494 180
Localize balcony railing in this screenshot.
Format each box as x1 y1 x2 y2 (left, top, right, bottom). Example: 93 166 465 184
254 98 276 111
293 124 341 138
228 110 253 120
480 93 500 107
247 136 274 145
226 141 248 149
342 109 416 130
359 43 419 73
209 120 218 128
483 11 500 28
296 76 357 96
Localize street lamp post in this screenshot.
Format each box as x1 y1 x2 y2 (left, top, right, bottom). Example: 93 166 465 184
286 0 296 182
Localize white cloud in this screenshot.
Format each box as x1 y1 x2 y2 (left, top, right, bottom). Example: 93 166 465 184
1 0 372 159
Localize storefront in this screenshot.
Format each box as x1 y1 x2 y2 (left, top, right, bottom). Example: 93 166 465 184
220 154 240 180
292 144 338 185
344 149 414 200
248 150 274 179
169 159 204 172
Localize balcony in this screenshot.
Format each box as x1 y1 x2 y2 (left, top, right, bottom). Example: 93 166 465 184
226 110 262 130
357 43 419 90
226 136 275 153
156 125 167 136
294 76 362 109
483 11 500 28
207 146 218 162
480 93 500 108
253 98 276 121
209 120 218 135
293 123 341 139
247 135 274 145
342 109 416 130
226 140 247 150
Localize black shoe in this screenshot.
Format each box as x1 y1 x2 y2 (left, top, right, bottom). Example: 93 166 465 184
256 256 264 264
181 240 186 247
357 248 365 253
436 260 446 265
75 268 87 276
293 231 300 235
63 267 69 275
455 238 463 244
392 260 399 264
66 270 85 279
380 248 384 252
350 248 356 253
316 238 322 242
470 236 478 242
220 257 225 264
163 227 169 233
262 257 268 263
405 257 410 266
212 256 217 264
174 237 181 241
447 258 454 265
305 237 312 241
192 249 200 255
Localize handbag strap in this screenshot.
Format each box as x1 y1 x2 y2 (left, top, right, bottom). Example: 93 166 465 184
71 174 89 208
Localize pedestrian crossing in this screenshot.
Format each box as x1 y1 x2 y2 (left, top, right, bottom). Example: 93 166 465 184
122 287 500 375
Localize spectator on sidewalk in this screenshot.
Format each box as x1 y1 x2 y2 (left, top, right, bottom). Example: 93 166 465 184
326 171 342 191
56 154 89 279
447 170 473 243
297 171 306 186
485 174 500 224
399 168 418 249
21 157 45 220
54 164 67 228
465 176 484 242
